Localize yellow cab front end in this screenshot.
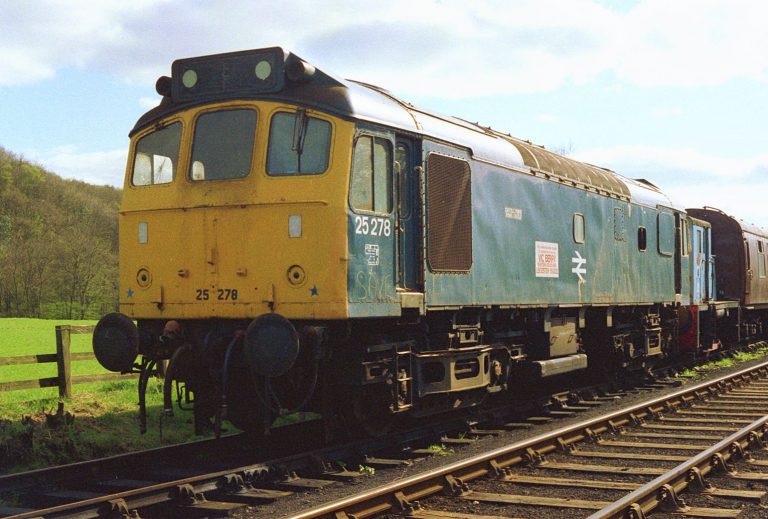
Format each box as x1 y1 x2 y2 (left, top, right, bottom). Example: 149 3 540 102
119 99 353 321
91 48 369 435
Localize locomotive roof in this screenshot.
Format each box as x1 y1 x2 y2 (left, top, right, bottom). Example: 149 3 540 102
135 47 677 208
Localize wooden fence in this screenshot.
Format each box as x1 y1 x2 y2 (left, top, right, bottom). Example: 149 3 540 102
0 325 135 397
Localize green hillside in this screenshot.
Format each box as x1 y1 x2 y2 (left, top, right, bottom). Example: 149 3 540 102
0 147 120 319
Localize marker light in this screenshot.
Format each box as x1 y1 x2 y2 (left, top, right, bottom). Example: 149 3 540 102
182 69 198 88
255 60 272 80
169 47 288 101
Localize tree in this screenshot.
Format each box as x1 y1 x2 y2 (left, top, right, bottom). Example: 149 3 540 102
0 147 120 318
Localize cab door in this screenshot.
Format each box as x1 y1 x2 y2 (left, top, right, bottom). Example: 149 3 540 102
692 223 707 304
703 226 713 301
744 240 751 296
395 138 422 291
678 216 691 305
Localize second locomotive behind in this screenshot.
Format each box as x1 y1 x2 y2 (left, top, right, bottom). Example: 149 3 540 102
92 47 768 436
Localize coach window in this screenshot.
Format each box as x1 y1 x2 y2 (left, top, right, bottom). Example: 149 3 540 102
763 252 768 279
573 213 585 244
759 241 767 278
349 135 392 213
132 122 181 186
190 109 257 181
638 226 647 252
267 110 331 175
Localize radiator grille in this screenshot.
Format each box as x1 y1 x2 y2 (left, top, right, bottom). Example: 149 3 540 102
427 154 472 272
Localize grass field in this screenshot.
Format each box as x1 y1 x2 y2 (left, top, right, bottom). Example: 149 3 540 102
0 318 104 402
0 318 203 474
0 318 316 475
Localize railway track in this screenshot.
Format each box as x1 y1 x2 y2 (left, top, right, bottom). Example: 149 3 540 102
1 358 766 518
294 361 768 519
0 395 578 518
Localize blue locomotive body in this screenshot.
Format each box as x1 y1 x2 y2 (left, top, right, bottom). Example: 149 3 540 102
92 48 767 435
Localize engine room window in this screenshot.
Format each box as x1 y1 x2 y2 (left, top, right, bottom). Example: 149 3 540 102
426 153 473 272
638 226 647 252
132 122 182 186
267 111 331 175
190 109 257 181
613 207 626 241
573 213 585 244
349 135 393 213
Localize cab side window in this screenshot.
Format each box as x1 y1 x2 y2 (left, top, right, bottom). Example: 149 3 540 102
349 135 392 213
132 122 182 186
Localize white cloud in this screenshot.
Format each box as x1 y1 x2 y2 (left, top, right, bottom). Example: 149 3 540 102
614 0 768 87
650 107 683 119
574 144 768 227
0 0 172 86
31 146 126 187
575 144 768 180
665 181 768 230
2 0 767 95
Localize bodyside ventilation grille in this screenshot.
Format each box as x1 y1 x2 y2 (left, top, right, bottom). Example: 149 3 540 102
427 154 472 272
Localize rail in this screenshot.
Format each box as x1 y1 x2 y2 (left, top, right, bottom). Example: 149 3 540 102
3 360 768 518
589 414 768 518
289 360 768 518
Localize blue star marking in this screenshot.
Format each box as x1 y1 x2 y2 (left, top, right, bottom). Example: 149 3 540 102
310 285 318 297
126 288 134 298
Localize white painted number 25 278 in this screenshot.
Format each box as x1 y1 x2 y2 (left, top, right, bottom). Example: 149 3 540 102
354 215 392 237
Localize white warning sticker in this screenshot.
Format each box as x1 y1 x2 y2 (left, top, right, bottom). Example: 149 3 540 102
535 241 559 278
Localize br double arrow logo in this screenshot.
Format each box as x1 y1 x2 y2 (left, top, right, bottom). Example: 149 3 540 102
571 251 587 282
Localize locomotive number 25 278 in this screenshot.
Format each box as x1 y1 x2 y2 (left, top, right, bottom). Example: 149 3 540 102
354 215 392 237
195 288 239 301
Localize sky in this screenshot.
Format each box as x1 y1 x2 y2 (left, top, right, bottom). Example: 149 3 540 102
1 0 767 227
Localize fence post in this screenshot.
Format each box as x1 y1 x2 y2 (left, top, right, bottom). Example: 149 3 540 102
56 325 72 398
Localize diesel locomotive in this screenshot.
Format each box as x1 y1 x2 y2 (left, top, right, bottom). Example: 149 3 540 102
92 47 768 436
